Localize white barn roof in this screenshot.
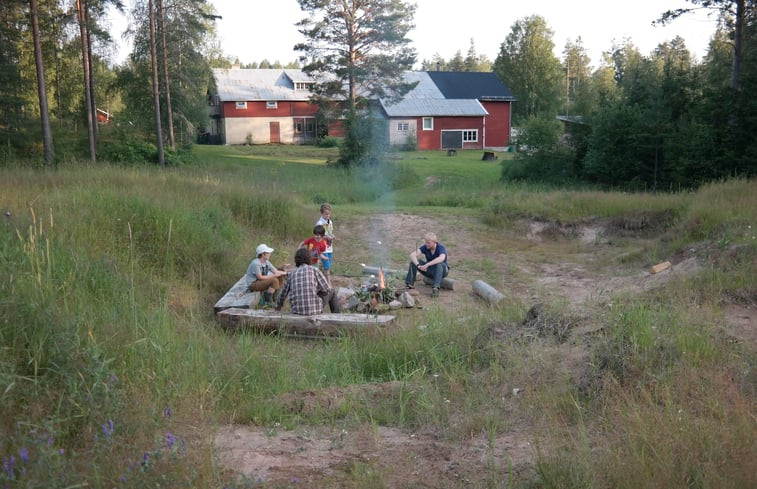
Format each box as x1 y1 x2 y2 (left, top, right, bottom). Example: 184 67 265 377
212 68 314 101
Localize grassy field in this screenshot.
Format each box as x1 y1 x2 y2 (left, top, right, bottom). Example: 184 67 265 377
1 145 755 488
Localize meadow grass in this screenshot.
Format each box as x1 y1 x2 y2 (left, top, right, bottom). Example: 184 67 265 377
1 145 754 488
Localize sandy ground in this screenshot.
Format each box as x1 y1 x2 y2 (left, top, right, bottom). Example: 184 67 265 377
214 212 755 488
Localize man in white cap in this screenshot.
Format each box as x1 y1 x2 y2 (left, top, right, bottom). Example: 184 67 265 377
245 244 288 307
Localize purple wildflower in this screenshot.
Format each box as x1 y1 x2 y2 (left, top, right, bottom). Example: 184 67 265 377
163 406 172 418
291 477 299 484
2 456 15 479
18 448 29 464
165 431 176 449
101 420 115 439
141 452 150 467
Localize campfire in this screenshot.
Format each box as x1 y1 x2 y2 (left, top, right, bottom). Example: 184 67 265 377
360 267 396 309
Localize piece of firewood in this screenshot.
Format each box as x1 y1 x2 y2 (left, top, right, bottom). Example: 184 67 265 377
650 261 672 274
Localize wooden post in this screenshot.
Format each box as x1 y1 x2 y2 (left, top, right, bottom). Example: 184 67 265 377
472 280 505 305
421 275 455 290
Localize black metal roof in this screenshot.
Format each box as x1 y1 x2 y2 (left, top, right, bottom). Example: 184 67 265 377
426 71 515 101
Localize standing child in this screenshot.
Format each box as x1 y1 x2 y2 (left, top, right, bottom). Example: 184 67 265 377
315 203 335 282
298 225 330 275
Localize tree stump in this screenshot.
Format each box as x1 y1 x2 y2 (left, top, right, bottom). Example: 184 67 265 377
472 280 505 305
482 151 498 161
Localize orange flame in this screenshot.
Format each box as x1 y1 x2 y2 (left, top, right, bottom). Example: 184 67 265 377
378 267 385 289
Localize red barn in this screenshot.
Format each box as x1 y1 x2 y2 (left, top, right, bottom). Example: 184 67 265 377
208 68 515 149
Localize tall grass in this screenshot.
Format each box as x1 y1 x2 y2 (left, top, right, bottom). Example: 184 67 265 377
1 147 754 487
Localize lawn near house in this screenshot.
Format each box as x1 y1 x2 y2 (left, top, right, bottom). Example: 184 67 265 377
1 145 754 488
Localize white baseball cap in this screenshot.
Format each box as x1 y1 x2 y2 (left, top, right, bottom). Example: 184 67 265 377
256 244 274 255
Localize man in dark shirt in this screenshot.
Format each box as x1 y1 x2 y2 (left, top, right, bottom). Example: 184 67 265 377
276 248 340 314
405 232 449 298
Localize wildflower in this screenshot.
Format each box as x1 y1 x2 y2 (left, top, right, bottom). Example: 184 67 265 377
163 406 172 418
165 431 176 449
102 420 115 439
141 452 150 467
291 477 299 484
19 448 29 464
3 456 15 479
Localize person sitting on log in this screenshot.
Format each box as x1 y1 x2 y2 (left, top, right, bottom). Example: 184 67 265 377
276 248 340 314
245 243 288 307
405 232 449 298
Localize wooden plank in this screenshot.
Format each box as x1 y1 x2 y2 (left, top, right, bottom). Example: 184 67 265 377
216 308 395 336
472 279 505 305
214 276 259 312
421 275 455 290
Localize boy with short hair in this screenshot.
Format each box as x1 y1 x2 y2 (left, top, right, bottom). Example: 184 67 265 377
298 224 330 272
315 203 335 282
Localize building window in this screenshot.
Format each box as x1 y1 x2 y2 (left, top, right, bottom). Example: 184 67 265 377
235 101 247 109
422 117 433 130
397 122 409 132
295 121 304 133
266 101 278 109
306 120 315 134
295 82 313 91
462 130 478 142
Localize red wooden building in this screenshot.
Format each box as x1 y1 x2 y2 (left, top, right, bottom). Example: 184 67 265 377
208 68 514 149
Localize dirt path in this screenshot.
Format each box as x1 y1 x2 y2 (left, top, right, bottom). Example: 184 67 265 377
214 212 754 488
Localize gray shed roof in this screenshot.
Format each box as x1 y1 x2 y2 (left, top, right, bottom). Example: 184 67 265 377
212 68 314 101
380 72 488 117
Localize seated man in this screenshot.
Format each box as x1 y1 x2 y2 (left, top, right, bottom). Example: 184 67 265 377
405 232 449 298
276 248 340 314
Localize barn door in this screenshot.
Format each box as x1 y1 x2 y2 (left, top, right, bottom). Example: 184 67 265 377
441 130 463 150
269 122 280 143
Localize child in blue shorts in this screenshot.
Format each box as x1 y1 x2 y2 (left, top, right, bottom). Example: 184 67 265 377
315 203 335 283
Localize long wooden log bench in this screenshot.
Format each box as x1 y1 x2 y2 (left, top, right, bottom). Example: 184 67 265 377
214 276 395 336
217 308 395 336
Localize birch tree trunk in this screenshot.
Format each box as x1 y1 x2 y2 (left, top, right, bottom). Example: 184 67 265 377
158 0 175 149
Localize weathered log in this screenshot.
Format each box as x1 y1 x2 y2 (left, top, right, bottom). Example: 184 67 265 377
216 308 394 336
421 275 455 290
472 279 505 305
650 261 671 274
361 265 402 276
214 276 259 312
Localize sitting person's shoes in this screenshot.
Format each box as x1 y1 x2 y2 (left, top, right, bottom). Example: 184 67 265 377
260 291 275 308
431 287 439 298
405 282 414 289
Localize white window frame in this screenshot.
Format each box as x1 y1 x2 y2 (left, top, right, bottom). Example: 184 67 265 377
235 101 247 109
462 130 478 142
422 117 433 130
266 101 278 109
397 122 409 132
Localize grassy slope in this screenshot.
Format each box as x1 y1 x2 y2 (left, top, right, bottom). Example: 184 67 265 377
0 146 754 488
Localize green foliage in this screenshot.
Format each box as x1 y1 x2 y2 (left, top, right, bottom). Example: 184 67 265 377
494 15 564 122
502 116 581 184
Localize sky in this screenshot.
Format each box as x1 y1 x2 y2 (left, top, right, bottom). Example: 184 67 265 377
111 0 718 69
